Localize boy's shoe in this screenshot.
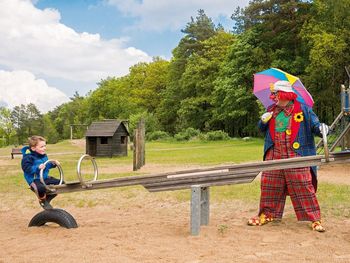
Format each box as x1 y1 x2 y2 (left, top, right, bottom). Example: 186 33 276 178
311 221 326 232
46 194 57 204
39 199 53 210
247 213 273 226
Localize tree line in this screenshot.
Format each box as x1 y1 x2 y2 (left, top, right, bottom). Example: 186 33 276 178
1 0 349 146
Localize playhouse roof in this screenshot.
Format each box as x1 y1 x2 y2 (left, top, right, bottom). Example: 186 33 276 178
85 119 129 137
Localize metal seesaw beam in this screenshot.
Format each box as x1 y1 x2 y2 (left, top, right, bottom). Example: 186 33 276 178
49 151 350 194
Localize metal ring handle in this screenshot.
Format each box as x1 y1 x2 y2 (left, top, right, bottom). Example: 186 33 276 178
76 154 98 188
39 160 64 191
321 123 330 162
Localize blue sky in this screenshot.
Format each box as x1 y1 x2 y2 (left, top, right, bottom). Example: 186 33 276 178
0 0 249 112
35 0 184 58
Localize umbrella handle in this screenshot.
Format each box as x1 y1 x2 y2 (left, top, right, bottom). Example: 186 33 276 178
320 123 330 162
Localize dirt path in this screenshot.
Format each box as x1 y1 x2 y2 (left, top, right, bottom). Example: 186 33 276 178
0 163 349 263
317 163 350 185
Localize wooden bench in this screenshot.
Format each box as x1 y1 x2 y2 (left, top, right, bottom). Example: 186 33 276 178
11 148 22 159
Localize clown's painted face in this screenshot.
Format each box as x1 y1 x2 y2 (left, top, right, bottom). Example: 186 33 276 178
270 91 291 107
269 92 278 103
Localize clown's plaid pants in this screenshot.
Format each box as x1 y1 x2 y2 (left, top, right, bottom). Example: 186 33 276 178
259 132 321 221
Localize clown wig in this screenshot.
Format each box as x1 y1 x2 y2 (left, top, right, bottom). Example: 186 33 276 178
277 91 297 101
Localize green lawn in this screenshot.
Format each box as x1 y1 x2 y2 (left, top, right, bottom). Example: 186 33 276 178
146 139 264 165
0 138 349 217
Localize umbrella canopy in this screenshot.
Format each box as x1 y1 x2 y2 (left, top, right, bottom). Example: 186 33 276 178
253 68 314 109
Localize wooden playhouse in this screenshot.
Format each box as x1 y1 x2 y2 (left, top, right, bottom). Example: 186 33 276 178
85 119 129 157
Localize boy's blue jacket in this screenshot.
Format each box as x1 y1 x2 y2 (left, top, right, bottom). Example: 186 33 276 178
21 146 56 185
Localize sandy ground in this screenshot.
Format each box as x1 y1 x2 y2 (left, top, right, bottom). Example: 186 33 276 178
1 159 350 262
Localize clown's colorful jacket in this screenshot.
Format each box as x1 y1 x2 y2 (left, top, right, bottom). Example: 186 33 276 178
258 101 322 189
21 146 56 185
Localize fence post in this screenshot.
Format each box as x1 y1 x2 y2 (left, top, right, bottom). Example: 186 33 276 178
133 118 145 171
140 119 145 167
133 130 137 170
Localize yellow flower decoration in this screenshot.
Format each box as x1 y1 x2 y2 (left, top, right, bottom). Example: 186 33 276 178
286 129 292 135
293 142 300 149
294 112 304 122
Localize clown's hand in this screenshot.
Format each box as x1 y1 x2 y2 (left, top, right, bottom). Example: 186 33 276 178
261 112 273 124
319 123 329 135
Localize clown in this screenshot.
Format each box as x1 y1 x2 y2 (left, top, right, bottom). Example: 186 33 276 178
248 80 328 232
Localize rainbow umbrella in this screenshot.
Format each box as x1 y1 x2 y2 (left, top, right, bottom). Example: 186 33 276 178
253 68 314 109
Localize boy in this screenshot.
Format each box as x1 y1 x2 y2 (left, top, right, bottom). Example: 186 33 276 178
21 136 61 209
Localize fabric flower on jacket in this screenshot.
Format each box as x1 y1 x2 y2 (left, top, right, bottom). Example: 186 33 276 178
294 112 304 122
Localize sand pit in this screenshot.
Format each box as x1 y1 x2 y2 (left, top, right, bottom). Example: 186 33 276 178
0 163 350 263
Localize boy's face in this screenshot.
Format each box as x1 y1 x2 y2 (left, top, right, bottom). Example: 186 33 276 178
31 140 46 155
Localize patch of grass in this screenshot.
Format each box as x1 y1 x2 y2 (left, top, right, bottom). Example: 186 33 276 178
210 182 261 202
217 224 229 236
156 182 261 206
146 139 264 165
317 183 350 217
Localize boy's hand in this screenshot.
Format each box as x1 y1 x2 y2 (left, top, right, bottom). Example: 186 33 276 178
52 160 60 166
39 164 46 170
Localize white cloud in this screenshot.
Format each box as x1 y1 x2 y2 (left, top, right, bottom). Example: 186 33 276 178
0 70 69 113
0 0 249 112
0 0 152 84
107 0 250 31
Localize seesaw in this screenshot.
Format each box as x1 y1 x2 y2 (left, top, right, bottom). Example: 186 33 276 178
28 126 350 235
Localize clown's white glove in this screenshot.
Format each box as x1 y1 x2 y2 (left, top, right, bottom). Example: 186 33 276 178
261 112 273 124
319 123 329 135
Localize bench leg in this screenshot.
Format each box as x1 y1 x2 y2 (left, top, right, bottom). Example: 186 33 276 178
190 186 210 236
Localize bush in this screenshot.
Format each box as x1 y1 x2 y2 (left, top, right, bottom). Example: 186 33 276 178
174 133 189 141
146 130 170 141
174 128 201 141
204 130 230 141
0 138 6 148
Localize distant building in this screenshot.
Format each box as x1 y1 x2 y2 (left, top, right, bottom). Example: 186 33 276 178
85 119 129 157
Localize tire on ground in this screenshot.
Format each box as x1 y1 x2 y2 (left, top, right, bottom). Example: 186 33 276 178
28 208 78 229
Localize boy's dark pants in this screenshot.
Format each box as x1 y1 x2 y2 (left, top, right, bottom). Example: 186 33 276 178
30 177 61 199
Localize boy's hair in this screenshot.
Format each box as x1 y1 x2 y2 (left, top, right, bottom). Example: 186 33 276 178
28 135 46 148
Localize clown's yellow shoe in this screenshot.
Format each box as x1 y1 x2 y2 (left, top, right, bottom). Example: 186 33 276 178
311 221 326 232
247 213 273 226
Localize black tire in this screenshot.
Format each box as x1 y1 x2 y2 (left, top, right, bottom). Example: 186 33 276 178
28 208 78 229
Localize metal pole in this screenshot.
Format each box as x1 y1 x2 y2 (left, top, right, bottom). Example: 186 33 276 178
191 185 201 235
341 85 346 113
345 66 350 84
320 123 330 162
200 187 209 226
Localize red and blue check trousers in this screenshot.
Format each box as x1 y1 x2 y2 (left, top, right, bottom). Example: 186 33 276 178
259 132 321 221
